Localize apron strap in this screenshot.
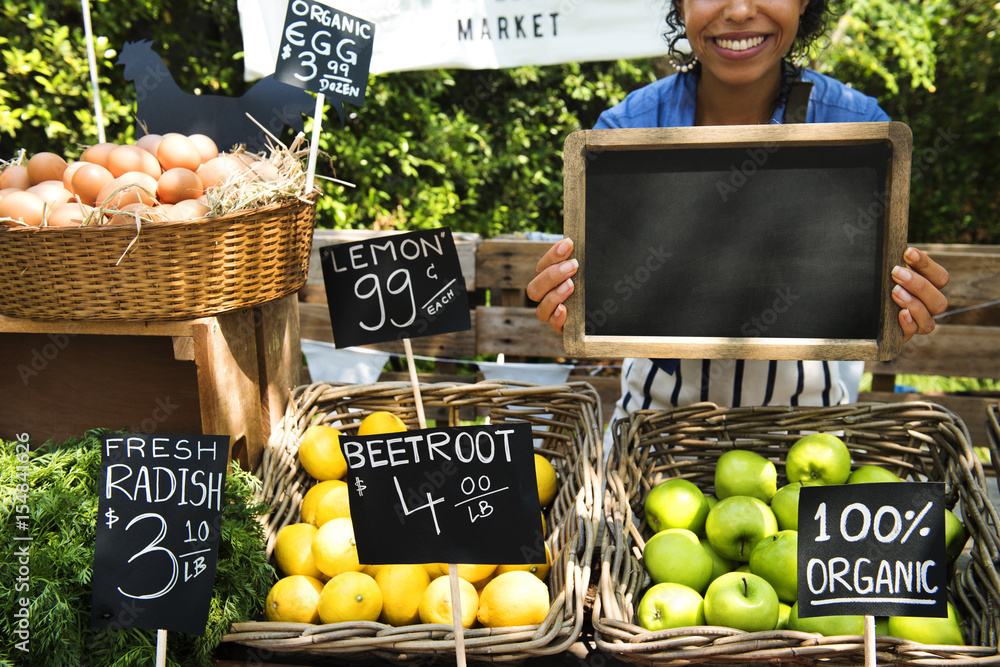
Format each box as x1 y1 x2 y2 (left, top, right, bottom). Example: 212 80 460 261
784 81 814 123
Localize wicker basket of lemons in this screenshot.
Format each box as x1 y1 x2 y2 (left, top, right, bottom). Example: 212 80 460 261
222 379 603 663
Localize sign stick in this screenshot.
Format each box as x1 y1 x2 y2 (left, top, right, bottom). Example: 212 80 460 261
80 0 106 143
447 564 468 667
402 338 427 429
305 92 324 194
864 615 876 667
156 629 167 667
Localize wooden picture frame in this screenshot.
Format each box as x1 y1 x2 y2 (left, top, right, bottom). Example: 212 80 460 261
562 122 912 362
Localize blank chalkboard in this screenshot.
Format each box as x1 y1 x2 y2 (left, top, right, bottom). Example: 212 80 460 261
562 122 912 361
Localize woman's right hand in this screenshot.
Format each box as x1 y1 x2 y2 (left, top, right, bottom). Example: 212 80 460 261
526 237 578 333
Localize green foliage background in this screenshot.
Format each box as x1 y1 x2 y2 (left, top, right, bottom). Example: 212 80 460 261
1 0 997 242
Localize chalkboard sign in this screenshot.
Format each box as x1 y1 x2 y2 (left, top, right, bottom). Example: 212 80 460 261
320 228 472 348
562 122 912 362
343 423 545 565
274 0 374 106
91 434 229 636
797 482 947 618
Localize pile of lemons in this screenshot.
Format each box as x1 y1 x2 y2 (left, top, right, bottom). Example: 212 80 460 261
264 412 559 630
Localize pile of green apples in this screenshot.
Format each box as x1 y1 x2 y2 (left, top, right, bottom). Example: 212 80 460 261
635 432 970 644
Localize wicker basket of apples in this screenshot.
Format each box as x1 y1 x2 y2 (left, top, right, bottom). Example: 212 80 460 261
595 401 1000 666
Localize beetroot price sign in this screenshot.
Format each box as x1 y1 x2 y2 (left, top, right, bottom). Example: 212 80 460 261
797 482 947 618
342 423 544 565
319 228 471 348
90 434 229 635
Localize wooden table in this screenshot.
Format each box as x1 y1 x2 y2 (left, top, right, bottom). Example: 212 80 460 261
0 294 301 470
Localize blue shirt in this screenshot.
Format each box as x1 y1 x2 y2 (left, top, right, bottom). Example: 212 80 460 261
596 69 889 445
594 68 889 129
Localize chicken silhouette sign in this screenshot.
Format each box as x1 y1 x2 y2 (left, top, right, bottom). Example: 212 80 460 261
117 40 317 153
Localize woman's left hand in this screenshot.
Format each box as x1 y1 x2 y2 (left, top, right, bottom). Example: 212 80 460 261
892 247 950 343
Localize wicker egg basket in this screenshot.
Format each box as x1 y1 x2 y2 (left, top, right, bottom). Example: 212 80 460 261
0 197 316 321
596 401 1000 666
223 379 604 663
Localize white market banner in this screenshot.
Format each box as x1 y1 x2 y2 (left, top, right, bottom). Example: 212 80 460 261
238 0 672 79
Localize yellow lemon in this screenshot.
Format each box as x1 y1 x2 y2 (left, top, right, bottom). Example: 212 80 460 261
312 517 363 579
534 454 558 507
495 544 552 581
418 574 478 628
298 424 347 481
362 564 385 578
375 564 432 626
318 571 383 624
315 483 352 526
301 480 347 526
357 411 407 435
433 563 497 584
273 523 325 579
423 563 446 579
540 511 547 537
264 575 325 623
476 570 551 628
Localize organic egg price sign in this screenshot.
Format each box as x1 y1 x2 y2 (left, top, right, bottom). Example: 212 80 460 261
273 0 374 105
797 482 948 619
90 433 229 635
343 422 545 564
320 228 472 348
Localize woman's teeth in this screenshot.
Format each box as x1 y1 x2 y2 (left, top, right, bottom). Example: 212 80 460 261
716 35 766 51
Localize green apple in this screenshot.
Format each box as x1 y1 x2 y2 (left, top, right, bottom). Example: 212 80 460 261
944 508 969 561
748 530 798 604
875 617 889 635
643 528 714 593
705 495 778 562
705 495 718 511
703 572 779 632
644 478 710 536
785 433 852 486
887 602 965 645
769 482 808 531
715 450 777 502
787 602 864 636
636 582 705 631
776 603 792 630
700 538 736 582
847 464 902 484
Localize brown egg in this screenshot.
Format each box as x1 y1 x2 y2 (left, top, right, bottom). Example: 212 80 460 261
0 164 30 190
106 202 151 226
157 168 204 204
62 161 87 192
26 181 74 207
45 202 95 227
71 163 115 206
80 142 118 168
187 134 220 163
197 154 248 190
157 134 202 172
135 133 163 157
0 187 20 201
26 152 68 185
248 160 279 182
0 190 46 226
106 144 161 179
166 198 211 221
97 172 159 209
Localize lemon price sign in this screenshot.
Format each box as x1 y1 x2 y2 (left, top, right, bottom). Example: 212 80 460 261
796 482 947 619
342 422 545 564
319 228 471 348
90 433 230 635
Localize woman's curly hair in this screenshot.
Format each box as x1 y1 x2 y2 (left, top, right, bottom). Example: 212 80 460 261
665 0 833 71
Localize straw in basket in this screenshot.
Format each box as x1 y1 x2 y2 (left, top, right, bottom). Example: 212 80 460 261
223 379 604 663
595 401 1000 666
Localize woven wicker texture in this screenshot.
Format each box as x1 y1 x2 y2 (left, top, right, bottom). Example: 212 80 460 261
596 401 1000 667
224 380 604 663
0 198 315 321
